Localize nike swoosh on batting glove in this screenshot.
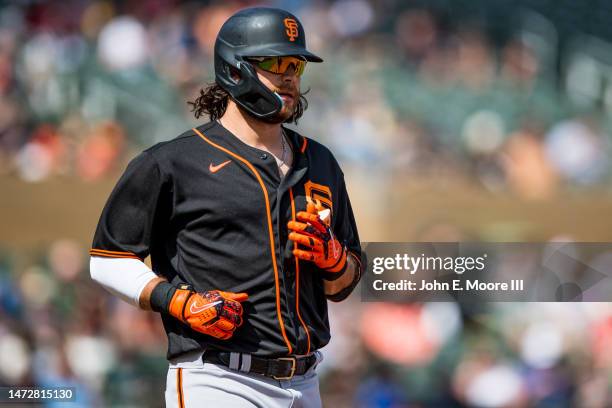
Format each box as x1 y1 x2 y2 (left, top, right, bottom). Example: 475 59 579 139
152 282 248 340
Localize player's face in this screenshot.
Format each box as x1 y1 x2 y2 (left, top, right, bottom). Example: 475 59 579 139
253 60 302 123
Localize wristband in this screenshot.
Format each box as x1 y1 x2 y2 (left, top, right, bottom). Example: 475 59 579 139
149 281 177 313
326 264 361 302
321 245 348 281
321 256 348 281
326 252 363 302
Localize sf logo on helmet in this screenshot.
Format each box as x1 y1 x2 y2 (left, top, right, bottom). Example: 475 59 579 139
284 18 299 42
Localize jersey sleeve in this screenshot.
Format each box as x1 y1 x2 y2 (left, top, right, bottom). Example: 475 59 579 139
330 175 366 301
91 151 167 261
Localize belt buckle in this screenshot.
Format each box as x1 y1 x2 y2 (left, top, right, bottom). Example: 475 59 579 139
273 357 296 380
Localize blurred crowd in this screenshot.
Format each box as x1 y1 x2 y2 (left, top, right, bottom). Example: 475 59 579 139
1 239 611 407
1 0 612 407
0 240 167 406
325 300 612 407
0 0 610 197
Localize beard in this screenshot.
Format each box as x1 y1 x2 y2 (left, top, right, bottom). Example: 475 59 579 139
262 101 295 124
234 85 302 124
261 86 299 124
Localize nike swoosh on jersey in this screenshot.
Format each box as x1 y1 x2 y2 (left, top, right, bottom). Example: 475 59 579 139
209 160 231 173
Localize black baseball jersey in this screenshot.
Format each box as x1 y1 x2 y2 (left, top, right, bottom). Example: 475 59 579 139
91 121 364 359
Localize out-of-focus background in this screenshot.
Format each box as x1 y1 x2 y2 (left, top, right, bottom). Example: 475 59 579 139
0 0 611 406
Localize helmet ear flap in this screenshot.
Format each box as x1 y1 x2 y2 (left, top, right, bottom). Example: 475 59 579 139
215 55 283 120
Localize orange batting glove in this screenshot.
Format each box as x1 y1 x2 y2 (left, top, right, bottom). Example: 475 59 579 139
168 288 248 340
287 199 348 279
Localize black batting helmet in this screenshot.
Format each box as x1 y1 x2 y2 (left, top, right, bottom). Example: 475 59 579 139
214 7 323 120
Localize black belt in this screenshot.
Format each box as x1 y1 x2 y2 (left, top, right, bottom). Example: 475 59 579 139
203 350 317 380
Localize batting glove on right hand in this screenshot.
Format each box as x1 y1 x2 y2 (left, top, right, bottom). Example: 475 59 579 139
168 289 248 340
287 200 348 278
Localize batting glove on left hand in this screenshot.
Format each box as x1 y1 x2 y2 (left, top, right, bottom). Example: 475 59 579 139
168 289 248 340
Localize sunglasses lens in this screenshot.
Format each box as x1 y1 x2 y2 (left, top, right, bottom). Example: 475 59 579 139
293 59 306 76
252 57 306 76
256 58 280 72
279 57 305 76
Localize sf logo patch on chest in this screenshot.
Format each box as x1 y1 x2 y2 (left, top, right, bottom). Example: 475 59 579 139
304 180 333 216
284 18 299 42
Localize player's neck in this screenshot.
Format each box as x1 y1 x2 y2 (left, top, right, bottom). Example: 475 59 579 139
219 102 283 151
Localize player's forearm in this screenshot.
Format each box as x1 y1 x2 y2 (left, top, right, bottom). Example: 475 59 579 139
324 254 359 301
89 256 160 309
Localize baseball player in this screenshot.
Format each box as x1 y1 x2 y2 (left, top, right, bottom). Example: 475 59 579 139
90 7 364 408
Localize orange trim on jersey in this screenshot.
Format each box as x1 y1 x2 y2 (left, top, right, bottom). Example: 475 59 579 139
89 249 141 260
89 248 136 256
192 127 293 355
177 368 185 408
89 253 141 260
300 137 308 153
290 187 311 355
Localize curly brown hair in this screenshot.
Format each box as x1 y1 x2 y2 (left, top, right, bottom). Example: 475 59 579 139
188 83 308 124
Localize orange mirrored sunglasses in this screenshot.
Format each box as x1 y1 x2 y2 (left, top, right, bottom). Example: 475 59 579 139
247 56 306 77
